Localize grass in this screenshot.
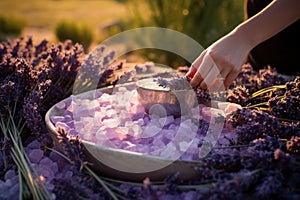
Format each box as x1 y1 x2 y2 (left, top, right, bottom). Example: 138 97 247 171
0 0 127 45
0 0 126 28
0 108 52 200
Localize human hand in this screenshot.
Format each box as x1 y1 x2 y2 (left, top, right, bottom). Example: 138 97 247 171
186 33 252 92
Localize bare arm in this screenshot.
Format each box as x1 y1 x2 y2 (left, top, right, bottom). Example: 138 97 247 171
187 0 300 90
239 0 300 47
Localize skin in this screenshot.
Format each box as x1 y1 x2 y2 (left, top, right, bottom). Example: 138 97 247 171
186 0 300 91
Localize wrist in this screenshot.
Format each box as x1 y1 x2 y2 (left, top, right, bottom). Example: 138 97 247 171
231 24 259 51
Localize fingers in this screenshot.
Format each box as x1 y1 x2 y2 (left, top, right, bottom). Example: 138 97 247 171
200 64 219 89
190 51 212 87
188 50 238 91
224 69 239 88
186 50 206 79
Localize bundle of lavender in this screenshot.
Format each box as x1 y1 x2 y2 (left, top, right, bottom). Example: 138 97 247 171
1 37 299 200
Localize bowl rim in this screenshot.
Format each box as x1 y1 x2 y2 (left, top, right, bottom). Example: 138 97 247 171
136 77 194 93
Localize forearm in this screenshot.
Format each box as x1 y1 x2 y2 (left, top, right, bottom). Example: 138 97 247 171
232 0 300 49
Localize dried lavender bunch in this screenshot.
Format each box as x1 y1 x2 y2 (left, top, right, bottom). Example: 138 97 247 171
156 76 191 90
228 108 282 144
269 76 300 121
229 64 286 93
286 136 300 154
227 85 250 106
156 76 211 103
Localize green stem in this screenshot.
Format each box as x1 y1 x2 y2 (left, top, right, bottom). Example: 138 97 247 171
246 102 269 109
48 146 120 200
250 85 285 98
1 113 52 200
177 183 213 189
45 146 73 164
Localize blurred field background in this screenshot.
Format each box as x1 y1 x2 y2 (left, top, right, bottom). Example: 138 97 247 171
0 0 244 67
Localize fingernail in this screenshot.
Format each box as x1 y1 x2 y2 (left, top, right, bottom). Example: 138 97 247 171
187 68 196 78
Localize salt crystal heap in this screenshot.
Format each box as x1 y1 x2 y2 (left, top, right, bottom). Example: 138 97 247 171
51 86 238 161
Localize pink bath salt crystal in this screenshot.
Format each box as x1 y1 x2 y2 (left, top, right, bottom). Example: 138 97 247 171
102 118 120 128
131 124 142 137
40 157 54 166
185 145 200 155
27 140 41 149
79 116 94 124
159 116 174 127
143 116 150 125
131 112 145 121
94 111 103 123
136 144 150 153
103 128 118 140
123 90 133 100
117 86 127 93
179 141 190 152
191 106 202 118
175 127 195 143
73 121 84 130
92 90 103 99
63 115 73 123
142 125 161 138
201 107 224 124
125 121 134 128
174 118 181 125
160 143 177 158
82 133 94 141
106 109 117 118
37 165 53 178
66 120 74 128
68 129 78 136
28 149 44 163
116 127 129 135
201 107 212 123
122 141 136 150
64 171 73 179
153 137 165 148
115 127 128 140
46 182 55 191
129 91 139 105
55 122 71 132
64 109 72 116
98 93 112 105
180 153 194 161
110 139 122 148
80 108 92 117
130 104 145 114
224 103 242 115
88 99 100 109
124 145 137 152
162 129 175 140
134 118 144 126
50 116 65 124
150 144 163 153
49 162 58 174
55 101 66 110
63 96 72 108
67 101 77 113
116 99 129 109
168 124 177 130
119 110 129 119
